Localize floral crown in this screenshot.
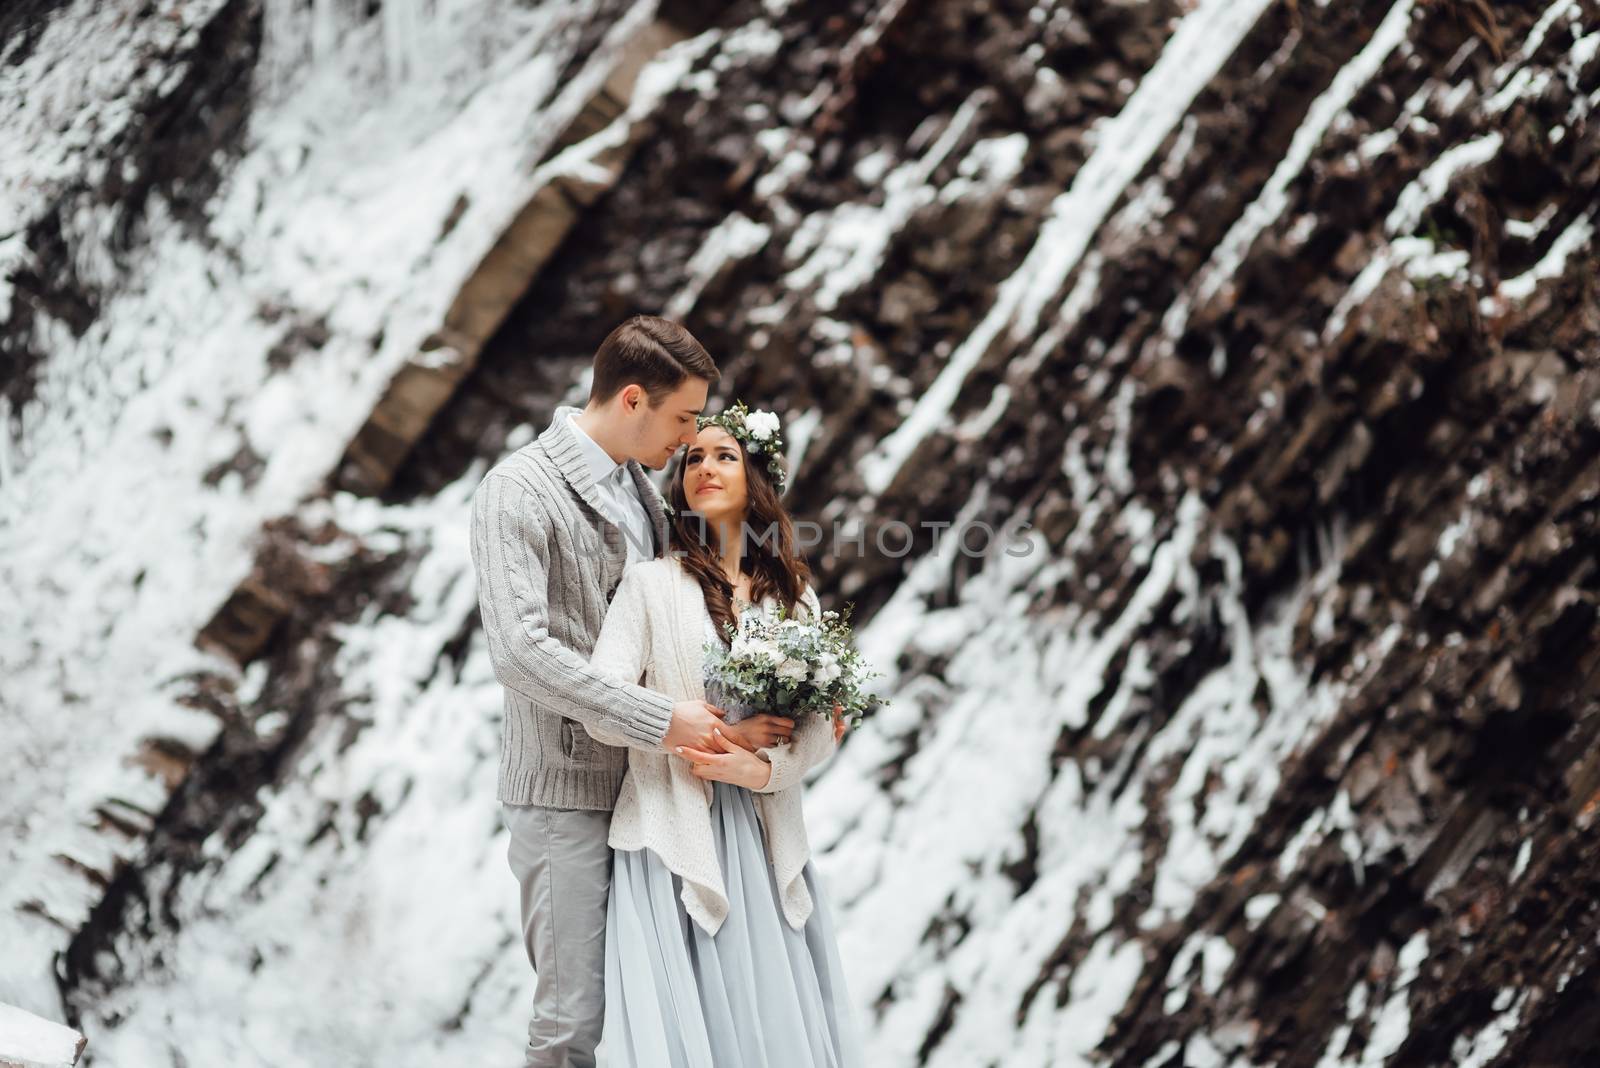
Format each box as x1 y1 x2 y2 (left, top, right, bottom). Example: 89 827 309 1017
696 400 787 493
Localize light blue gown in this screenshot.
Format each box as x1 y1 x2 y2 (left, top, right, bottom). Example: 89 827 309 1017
600 612 865 1067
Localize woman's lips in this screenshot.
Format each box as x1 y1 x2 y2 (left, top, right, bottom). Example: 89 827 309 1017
696 484 722 495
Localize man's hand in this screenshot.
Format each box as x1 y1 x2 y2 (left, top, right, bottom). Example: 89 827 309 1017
677 728 773 790
664 700 726 753
718 714 794 752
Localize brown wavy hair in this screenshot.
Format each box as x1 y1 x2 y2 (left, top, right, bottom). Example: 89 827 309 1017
665 434 812 644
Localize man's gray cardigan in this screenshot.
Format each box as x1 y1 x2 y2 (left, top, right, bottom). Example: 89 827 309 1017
469 406 676 810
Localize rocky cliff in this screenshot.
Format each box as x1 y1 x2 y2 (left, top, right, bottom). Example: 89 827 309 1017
3 0 1597 1065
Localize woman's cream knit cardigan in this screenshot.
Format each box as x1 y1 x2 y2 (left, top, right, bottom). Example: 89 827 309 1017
584 555 838 937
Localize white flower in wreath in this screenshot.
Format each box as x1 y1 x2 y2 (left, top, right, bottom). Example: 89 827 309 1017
744 410 780 442
776 657 810 682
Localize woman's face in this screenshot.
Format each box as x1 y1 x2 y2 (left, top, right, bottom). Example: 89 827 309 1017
683 425 748 525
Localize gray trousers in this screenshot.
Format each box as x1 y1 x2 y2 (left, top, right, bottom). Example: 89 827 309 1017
501 802 613 1068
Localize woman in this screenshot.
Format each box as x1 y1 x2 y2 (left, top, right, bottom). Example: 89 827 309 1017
583 401 865 1067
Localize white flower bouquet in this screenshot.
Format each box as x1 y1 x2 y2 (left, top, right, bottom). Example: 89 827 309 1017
703 603 880 728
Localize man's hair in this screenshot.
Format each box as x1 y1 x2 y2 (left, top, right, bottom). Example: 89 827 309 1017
590 315 719 406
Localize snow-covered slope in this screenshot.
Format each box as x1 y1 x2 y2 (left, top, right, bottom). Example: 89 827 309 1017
2 0 690 1016
5 0 1598 1065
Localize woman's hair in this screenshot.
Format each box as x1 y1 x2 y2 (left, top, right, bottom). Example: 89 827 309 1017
666 435 811 643
589 315 719 405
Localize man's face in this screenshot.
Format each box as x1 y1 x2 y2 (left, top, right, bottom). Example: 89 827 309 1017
623 377 709 469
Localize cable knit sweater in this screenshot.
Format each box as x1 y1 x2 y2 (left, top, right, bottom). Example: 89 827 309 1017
468 406 678 810
585 556 838 937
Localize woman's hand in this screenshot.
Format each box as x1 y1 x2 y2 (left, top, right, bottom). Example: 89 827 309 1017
718 714 794 751
676 728 773 790
832 703 850 745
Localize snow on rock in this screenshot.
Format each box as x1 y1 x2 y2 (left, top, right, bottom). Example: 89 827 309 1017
0 1003 86 1068
0 0 691 1019
65 470 534 1066
860 0 1276 496
6 0 1599 1064
1162 0 1419 359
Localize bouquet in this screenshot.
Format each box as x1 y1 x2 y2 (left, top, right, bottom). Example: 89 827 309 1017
703 602 880 728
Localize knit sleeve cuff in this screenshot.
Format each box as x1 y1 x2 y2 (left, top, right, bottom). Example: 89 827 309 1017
603 686 674 749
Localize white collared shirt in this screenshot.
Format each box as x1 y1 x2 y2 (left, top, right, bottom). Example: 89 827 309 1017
567 413 655 564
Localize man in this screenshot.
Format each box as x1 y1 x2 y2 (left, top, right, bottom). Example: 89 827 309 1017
469 315 749 1066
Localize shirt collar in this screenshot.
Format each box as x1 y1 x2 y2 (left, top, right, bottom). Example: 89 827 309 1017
565 410 626 488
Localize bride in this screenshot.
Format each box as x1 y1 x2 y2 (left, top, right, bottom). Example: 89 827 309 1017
584 401 865 1067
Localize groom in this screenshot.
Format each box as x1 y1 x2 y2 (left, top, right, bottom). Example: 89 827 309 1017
470 315 732 1067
